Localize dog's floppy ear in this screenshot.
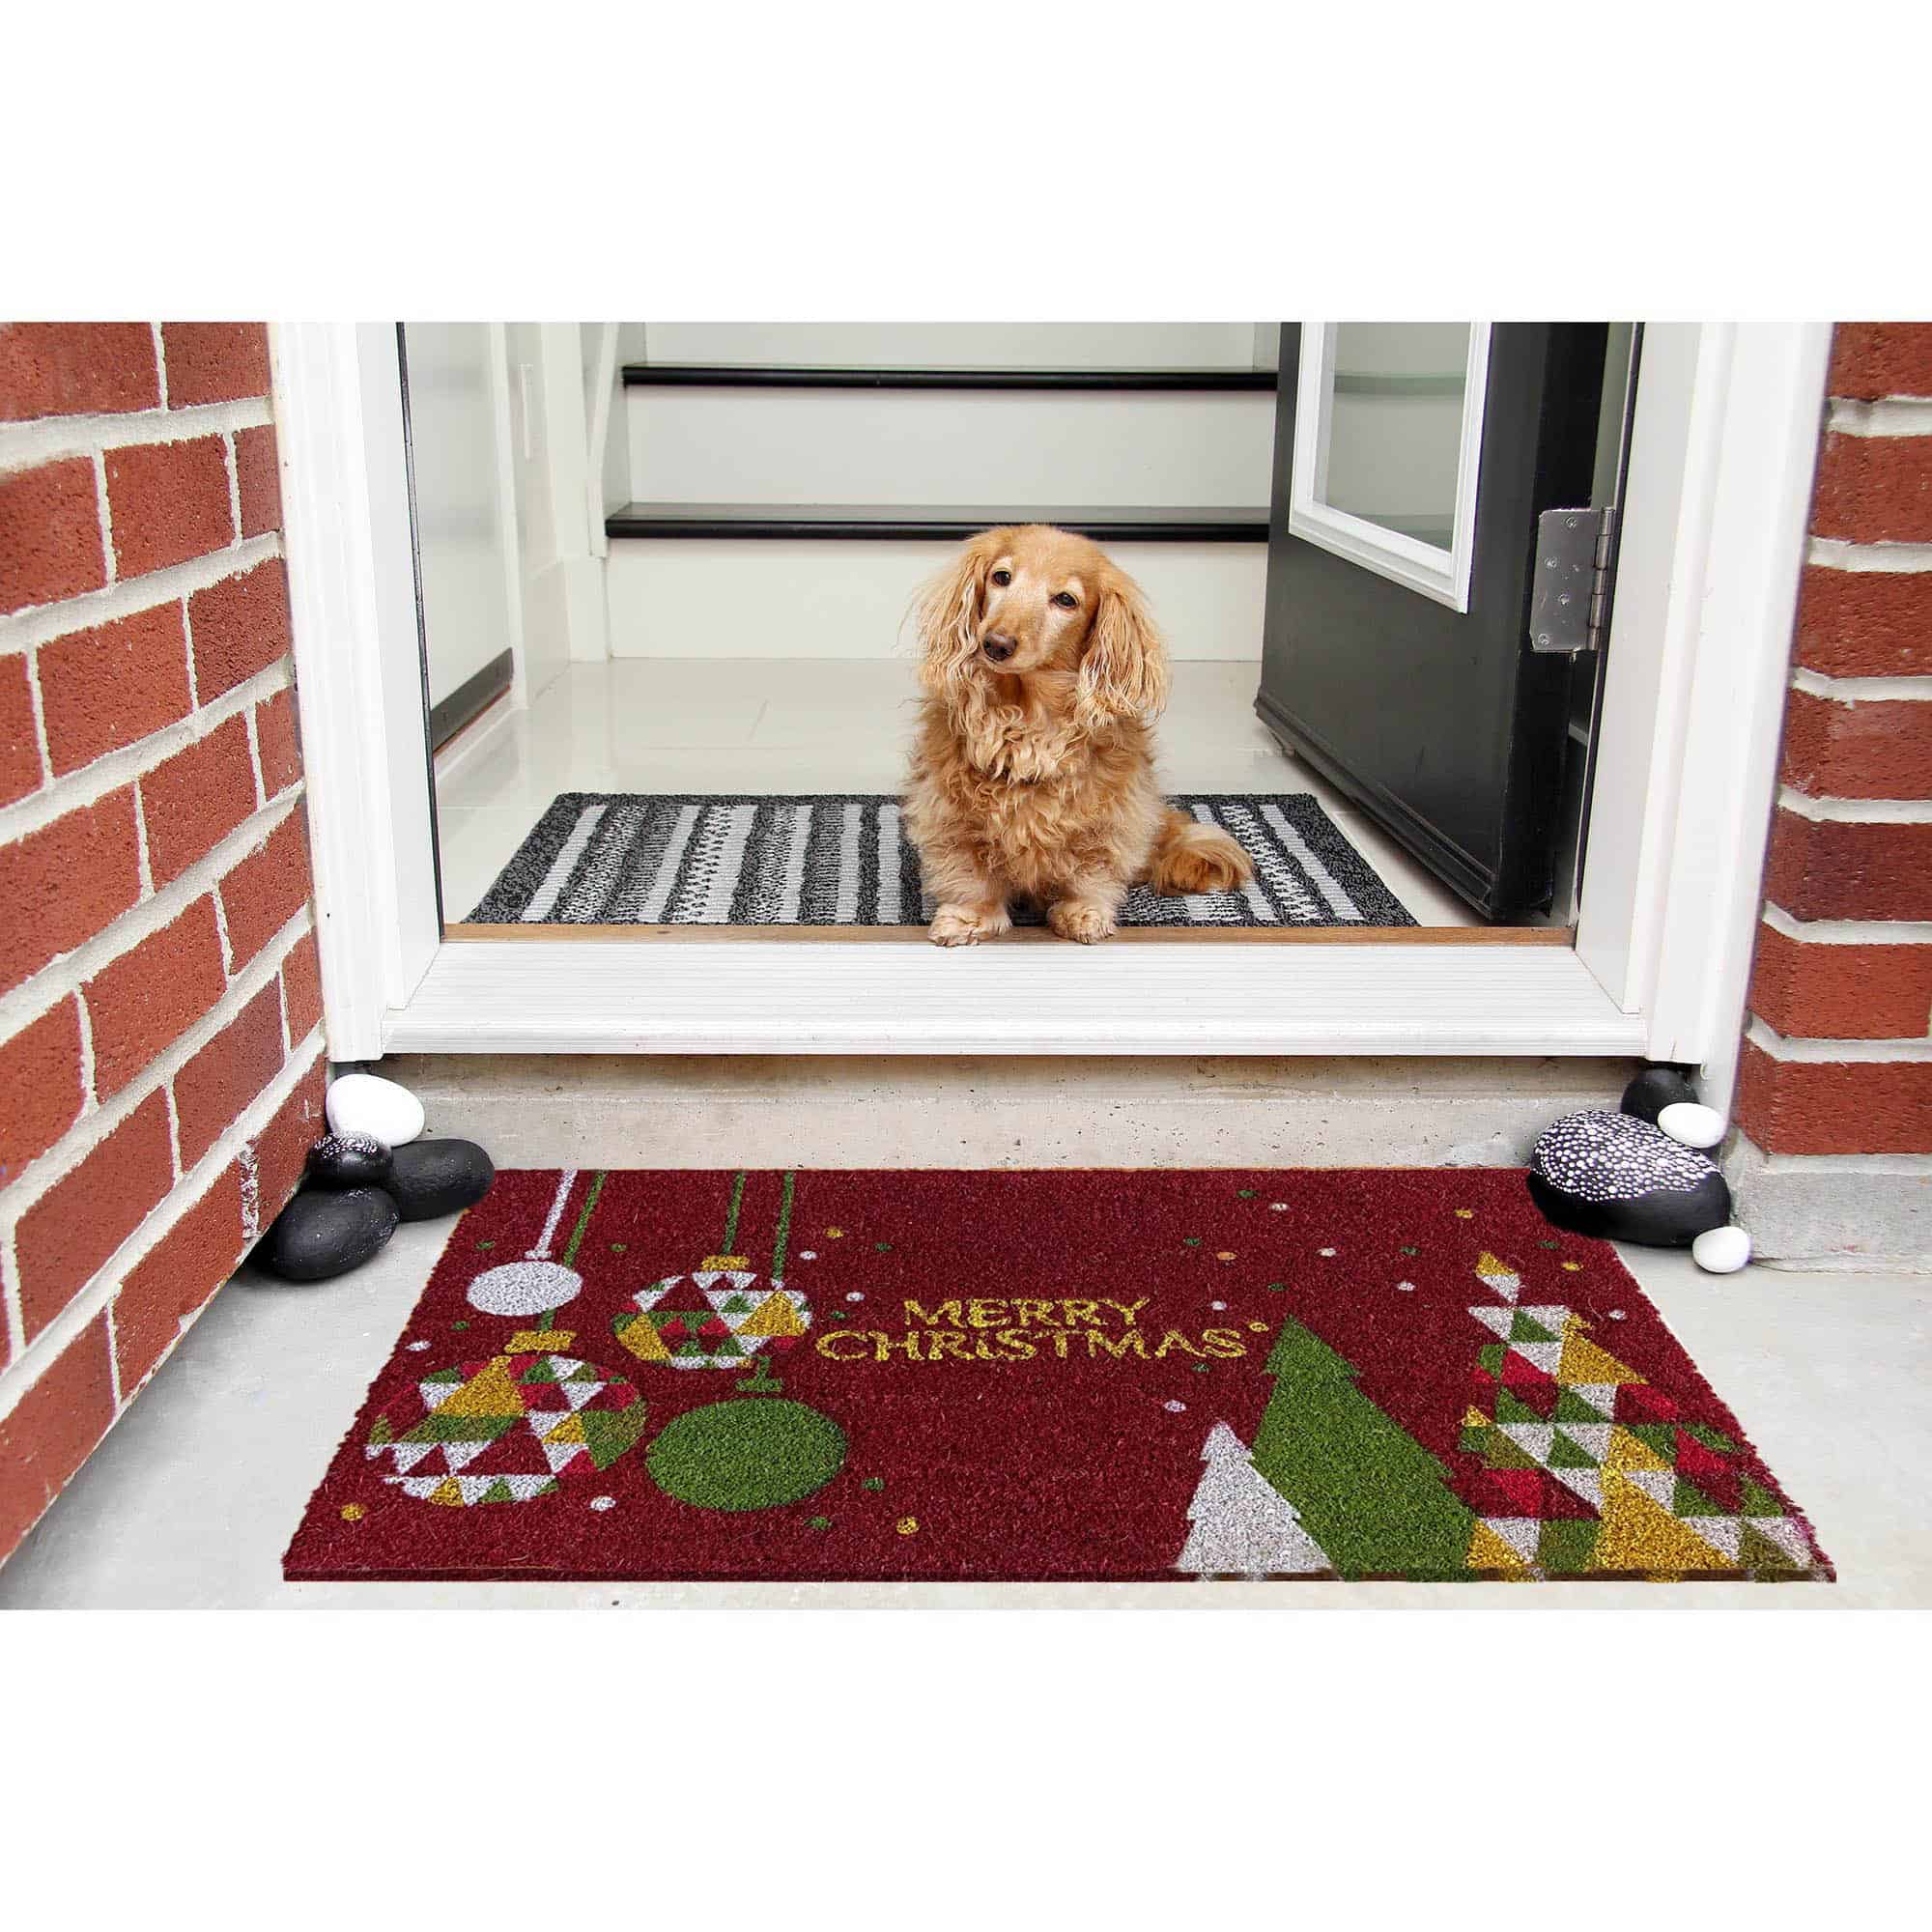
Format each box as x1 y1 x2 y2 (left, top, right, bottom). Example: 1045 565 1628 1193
1079 561 1170 727
913 529 1000 700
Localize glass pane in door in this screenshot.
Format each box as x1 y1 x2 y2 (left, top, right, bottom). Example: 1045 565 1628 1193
1318 323 1471 550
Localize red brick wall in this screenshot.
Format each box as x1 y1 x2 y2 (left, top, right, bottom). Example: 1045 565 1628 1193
0 324 325 1564
1735 324 1932 1159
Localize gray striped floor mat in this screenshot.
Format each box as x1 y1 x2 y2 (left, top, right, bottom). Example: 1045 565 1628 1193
464 792 1417 928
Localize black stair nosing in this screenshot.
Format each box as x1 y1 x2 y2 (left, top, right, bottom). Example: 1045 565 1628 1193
621 363 1277 393
603 503 1270 543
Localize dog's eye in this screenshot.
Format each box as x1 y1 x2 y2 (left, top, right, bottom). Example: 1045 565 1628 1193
1053 591 1079 610
990 569 1012 586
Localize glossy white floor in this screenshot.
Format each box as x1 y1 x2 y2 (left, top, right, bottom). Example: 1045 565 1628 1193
3 1206 1923 1609
433 659 1483 927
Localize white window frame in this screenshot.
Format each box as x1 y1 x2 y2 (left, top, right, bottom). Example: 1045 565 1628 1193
274 322 1830 1104
1288 322 1491 611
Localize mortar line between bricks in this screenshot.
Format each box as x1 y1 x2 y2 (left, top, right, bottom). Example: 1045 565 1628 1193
1806 536 1932 574
0 654 293 846
1762 902 1932 945
181 593 199 710
0 785 304 1048
131 772 156 895
0 531 282 654
1790 666 1932 702
0 396 273 477
0 908 316 1238
243 700 266 810
1829 397 1932 438
1777 787 1932 825
151 326 169 412
91 450 116 587
0 1030 325 1430
22 642 53 791
1746 1016 1932 1063
73 987 98 1107
222 433 242 552
104 1300 122 1410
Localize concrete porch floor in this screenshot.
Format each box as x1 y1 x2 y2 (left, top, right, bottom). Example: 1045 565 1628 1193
5 1199 1926 1609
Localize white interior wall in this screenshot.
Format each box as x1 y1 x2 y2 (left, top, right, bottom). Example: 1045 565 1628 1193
605 540 1266 662
502 323 604 688
639 323 1261 367
403 324 517 709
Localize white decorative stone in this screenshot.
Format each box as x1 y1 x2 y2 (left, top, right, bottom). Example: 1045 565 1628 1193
326 1071 425 1148
1658 1101 1726 1150
1691 1224 1752 1274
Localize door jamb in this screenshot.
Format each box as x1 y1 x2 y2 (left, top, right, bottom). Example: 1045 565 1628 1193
1573 322 1832 1113
271 322 440 1060
272 321 1831 1070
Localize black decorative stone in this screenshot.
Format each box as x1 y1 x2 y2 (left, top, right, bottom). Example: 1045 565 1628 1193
383 1138 495 1221
261 1186 400 1282
305 1132 393 1191
1619 1065 1700 1128
1527 1109 1731 1247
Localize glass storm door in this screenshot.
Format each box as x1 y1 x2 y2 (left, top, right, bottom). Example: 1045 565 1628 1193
1255 323 1613 921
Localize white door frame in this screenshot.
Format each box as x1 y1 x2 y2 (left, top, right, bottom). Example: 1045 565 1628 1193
271 323 440 1059
272 322 1830 1080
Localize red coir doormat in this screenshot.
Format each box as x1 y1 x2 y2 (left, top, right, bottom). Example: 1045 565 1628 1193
283 1169 1832 1583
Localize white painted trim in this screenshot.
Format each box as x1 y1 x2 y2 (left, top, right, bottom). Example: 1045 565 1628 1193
384 941 1645 1057
270 323 440 1060
1574 326 1719 1018
584 322 620 561
1575 324 1832 1112
484 325 531 710
1288 323 1490 611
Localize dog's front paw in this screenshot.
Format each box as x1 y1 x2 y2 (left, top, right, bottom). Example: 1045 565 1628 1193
929 904 1011 947
1048 899 1118 945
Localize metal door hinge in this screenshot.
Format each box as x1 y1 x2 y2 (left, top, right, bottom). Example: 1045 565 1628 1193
1529 506 1614 653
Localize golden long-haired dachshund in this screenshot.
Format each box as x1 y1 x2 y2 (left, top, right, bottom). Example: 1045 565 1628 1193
903 525 1252 944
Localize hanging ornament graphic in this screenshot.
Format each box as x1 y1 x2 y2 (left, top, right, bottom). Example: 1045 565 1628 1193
363 1350 648 1506
366 1169 645 1505
468 1170 603 1319
616 1170 848 1511
613 1171 811 1374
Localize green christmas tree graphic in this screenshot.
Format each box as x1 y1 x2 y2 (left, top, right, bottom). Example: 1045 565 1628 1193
1249 1318 1474 1578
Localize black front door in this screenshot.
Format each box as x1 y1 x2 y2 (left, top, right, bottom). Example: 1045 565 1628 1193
1255 323 1611 922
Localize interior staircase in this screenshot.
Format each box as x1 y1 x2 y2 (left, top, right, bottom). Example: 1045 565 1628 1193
600 326 1279 661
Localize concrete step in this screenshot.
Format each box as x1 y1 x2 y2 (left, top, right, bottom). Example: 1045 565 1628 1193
382 1054 1639 1171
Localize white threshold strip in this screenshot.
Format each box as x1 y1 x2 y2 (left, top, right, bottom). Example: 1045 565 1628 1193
382 939 1646 1056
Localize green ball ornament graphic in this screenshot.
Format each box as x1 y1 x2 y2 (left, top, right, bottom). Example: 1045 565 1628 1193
646 1399 847 1511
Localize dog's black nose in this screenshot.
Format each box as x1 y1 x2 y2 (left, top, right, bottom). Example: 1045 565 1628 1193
981 634 1016 663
